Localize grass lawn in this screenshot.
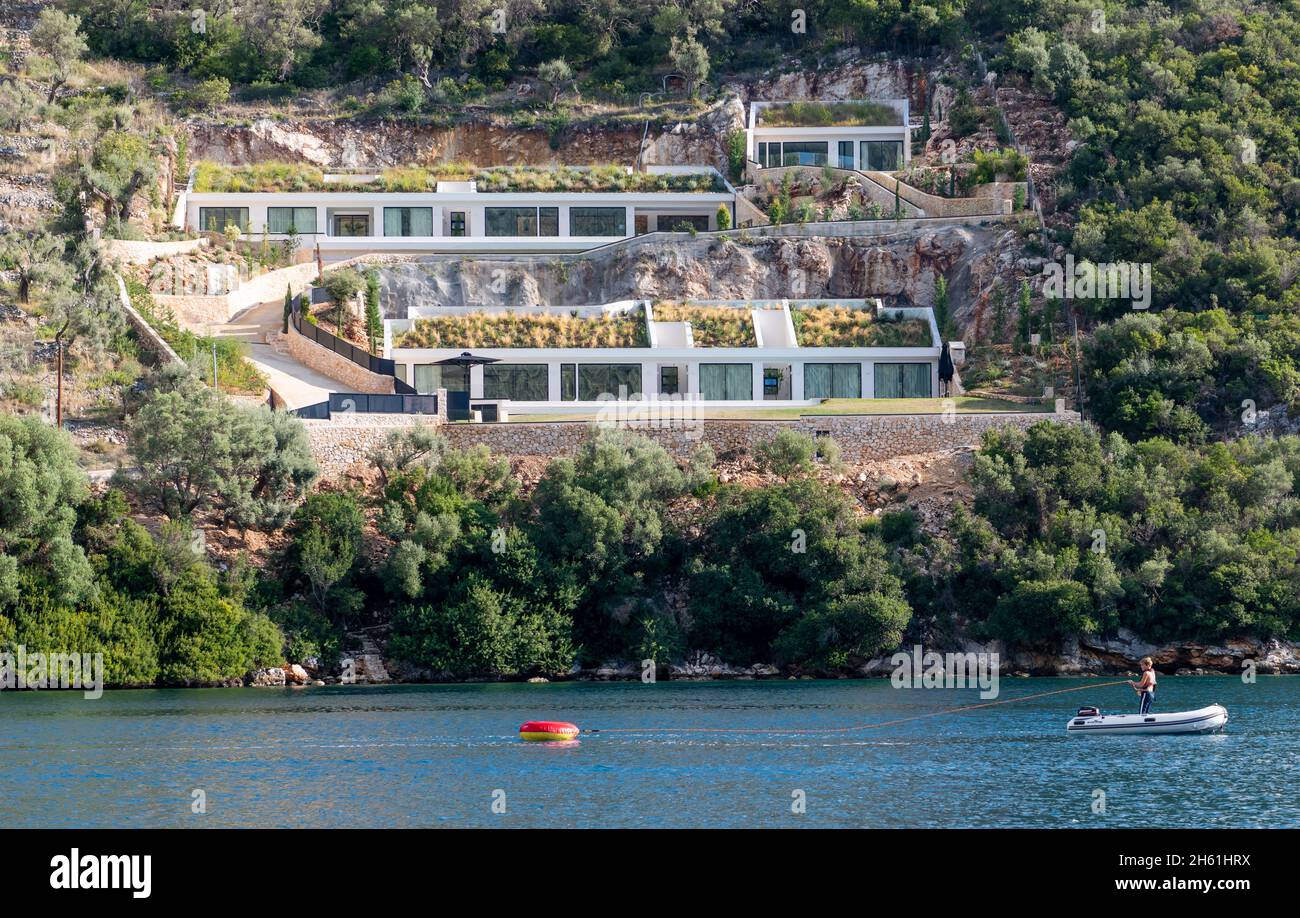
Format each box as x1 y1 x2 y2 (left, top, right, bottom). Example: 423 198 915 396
507 396 1053 423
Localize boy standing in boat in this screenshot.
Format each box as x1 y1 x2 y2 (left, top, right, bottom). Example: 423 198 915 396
1128 657 1157 715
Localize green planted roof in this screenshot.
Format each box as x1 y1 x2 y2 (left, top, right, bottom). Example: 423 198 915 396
193 161 725 194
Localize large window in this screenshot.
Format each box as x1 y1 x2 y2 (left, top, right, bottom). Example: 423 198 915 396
861 140 904 172
780 141 828 166
266 207 317 234
485 207 538 236
578 364 641 400
874 362 931 398
838 141 855 170
666 215 710 232
483 364 549 401
333 214 370 236
483 206 560 236
198 207 249 233
412 364 469 395
699 363 752 401
805 363 862 399
384 207 433 237
570 207 626 237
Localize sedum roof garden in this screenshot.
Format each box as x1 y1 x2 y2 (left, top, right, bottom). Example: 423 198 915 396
193 162 726 194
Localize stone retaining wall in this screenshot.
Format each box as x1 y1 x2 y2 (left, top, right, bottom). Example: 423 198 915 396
284 323 396 394
105 237 207 265
153 261 318 328
114 274 183 367
304 409 1080 478
863 171 1008 217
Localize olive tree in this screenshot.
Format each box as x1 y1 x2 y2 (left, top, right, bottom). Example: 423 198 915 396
30 9 87 103
0 415 94 608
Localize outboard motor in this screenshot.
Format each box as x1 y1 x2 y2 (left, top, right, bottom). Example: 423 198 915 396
1077 706 1101 717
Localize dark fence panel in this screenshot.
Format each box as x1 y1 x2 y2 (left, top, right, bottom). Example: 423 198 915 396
293 392 439 419
291 304 394 376
293 400 331 419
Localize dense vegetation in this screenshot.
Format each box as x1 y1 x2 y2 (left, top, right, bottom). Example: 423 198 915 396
63 0 965 99
5 1 1300 681
0 410 291 685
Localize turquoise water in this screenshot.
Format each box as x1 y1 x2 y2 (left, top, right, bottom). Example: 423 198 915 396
1 677 1295 827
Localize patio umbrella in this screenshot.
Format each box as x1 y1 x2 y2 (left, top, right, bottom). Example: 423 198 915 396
434 352 501 368
938 342 955 383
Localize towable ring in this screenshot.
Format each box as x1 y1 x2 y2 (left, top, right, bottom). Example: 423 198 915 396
519 720 580 742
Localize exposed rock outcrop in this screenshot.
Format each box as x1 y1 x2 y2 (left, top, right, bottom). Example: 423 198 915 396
377 224 1009 318
860 629 1300 678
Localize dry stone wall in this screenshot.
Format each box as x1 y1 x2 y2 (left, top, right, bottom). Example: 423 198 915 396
304 409 1080 478
284 324 396 394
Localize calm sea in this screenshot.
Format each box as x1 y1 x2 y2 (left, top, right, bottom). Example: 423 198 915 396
2 677 1294 827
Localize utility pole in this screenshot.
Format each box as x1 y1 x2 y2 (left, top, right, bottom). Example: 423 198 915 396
55 339 63 428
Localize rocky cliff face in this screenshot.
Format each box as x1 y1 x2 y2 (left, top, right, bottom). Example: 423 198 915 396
730 57 919 106
189 117 646 169
187 97 746 172
377 224 1011 317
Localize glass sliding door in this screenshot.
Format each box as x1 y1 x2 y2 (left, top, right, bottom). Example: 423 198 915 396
333 214 370 236
861 140 904 172
780 141 828 166
412 364 469 395
482 364 548 401
569 207 627 237
267 207 317 234
838 141 855 170
577 364 642 400
383 207 433 236
804 363 861 399
198 207 249 233
873 363 932 398
485 207 538 236
699 363 752 400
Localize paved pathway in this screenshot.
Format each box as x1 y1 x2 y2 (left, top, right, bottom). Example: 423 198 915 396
221 299 337 409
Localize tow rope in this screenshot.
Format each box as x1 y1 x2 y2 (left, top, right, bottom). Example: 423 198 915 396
580 680 1131 736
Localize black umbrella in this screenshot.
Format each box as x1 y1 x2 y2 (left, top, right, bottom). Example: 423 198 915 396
434 351 501 368
938 342 955 382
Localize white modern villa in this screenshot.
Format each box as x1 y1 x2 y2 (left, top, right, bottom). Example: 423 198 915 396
381 299 948 417
182 164 736 260
745 100 911 175
177 98 916 259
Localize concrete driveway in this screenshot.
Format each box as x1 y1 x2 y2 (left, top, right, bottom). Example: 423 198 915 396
222 299 338 409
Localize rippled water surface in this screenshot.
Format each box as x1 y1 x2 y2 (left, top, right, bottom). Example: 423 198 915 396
2 677 1295 827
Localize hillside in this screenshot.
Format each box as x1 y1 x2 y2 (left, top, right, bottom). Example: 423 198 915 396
1 1 1299 687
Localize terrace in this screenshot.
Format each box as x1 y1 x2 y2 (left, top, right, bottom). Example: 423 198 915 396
792 303 933 348
651 303 763 347
756 101 906 128
394 307 650 349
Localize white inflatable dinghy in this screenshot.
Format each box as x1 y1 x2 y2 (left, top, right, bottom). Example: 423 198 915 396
1065 704 1228 736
